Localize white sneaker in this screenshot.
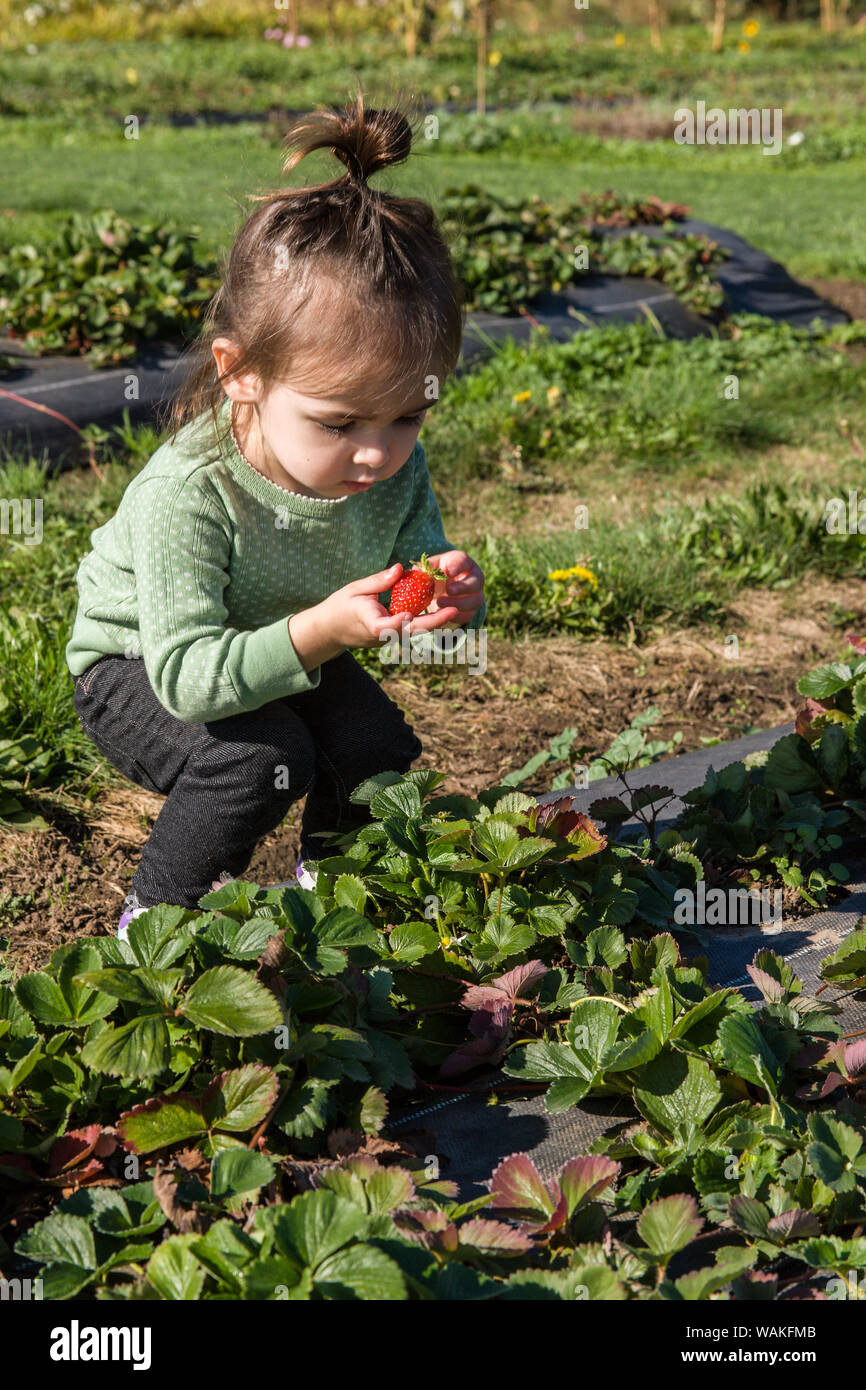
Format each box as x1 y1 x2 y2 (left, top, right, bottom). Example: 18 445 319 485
296 858 318 890
265 861 319 893
117 892 149 941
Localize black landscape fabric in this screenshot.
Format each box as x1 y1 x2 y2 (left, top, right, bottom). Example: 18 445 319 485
0 221 849 461
389 724 866 1199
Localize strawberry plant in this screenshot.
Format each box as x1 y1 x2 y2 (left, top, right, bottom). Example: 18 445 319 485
4 898 865 1299
5 643 866 1299
502 708 684 793
0 734 52 832
0 208 221 366
0 190 728 370
438 185 728 320
584 636 866 911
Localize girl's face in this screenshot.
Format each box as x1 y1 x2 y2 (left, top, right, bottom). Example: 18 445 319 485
229 375 435 500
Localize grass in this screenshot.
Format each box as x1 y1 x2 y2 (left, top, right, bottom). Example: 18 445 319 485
423 316 866 505
1 22 864 121
1 110 864 281
1 314 863 806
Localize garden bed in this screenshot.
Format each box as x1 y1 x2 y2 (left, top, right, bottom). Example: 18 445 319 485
2 633 866 1303
388 838 866 1200
0 211 850 463
3 577 861 973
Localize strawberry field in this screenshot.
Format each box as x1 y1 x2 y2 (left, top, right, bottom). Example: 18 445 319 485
2 638 866 1303
1 0 866 1333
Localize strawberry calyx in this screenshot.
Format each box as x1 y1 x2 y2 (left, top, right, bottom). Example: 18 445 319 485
407 552 447 582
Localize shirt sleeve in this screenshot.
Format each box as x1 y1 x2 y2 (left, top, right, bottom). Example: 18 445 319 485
382 442 486 656
131 477 321 722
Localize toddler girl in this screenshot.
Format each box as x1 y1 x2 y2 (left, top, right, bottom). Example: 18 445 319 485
65 87 486 937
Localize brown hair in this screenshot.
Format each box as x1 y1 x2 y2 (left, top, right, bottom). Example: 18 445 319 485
158 80 465 452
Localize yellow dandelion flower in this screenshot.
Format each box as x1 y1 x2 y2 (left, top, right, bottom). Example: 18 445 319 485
512 389 532 403
742 19 760 36
613 32 626 47
488 50 502 66
738 40 750 52
125 66 138 84
548 564 599 587
571 565 599 588
546 385 561 403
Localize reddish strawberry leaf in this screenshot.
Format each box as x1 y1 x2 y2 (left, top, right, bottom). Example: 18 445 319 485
844 1040 866 1078
462 959 547 1011
395 1210 459 1251
766 1209 822 1244
588 797 631 822
48 1126 116 1176
629 785 674 812
487 1152 556 1223
795 699 830 739
818 1074 846 1099
491 959 549 1001
457 1218 533 1253
531 797 578 835
745 965 785 1003
460 984 507 1013
559 1154 620 1214
441 998 514 1077
532 1186 569 1234
562 814 608 860
118 1094 208 1155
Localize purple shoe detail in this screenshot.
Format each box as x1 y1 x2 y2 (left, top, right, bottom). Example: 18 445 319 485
296 858 318 891
118 891 149 940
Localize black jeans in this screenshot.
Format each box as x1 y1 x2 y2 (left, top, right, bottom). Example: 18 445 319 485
72 651 423 911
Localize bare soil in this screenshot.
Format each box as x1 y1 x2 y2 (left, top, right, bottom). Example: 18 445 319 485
2 575 864 974
804 278 866 325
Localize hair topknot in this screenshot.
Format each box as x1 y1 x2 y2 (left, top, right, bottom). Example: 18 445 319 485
159 79 464 451
280 82 416 191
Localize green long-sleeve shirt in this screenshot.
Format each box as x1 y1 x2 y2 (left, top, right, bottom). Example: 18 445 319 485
65 394 486 723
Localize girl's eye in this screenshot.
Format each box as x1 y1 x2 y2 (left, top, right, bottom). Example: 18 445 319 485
318 412 426 438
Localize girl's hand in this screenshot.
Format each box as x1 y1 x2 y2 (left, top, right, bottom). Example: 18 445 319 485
424 550 485 628
318 562 461 650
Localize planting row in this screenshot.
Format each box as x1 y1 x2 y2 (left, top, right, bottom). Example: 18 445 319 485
0 191 728 367
2 640 866 1298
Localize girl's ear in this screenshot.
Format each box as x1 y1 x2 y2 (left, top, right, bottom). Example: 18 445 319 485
212 337 260 402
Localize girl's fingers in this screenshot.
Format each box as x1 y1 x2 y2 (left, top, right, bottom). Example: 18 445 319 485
351 563 402 595
372 609 412 634
441 594 481 613
406 605 460 632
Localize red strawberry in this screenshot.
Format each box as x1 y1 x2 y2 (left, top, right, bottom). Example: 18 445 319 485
388 552 447 617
